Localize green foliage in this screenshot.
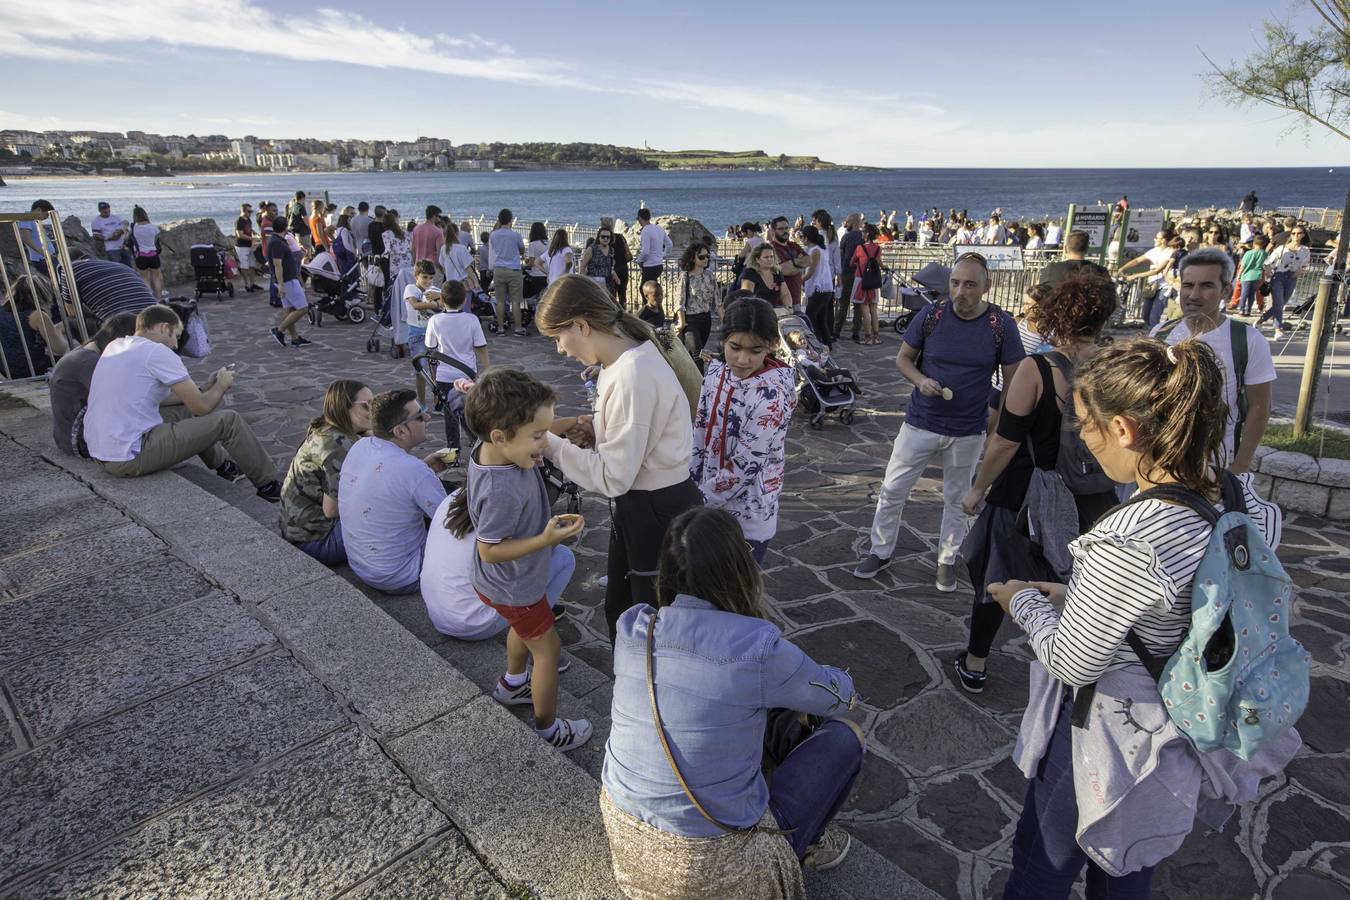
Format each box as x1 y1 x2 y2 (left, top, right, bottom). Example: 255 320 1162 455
1202 1 1350 141
1263 423 1350 459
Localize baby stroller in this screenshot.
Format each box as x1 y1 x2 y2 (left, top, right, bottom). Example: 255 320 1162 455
190 245 234 301
779 314 859 429
302 251 368 326
411 350 581 514
890 261 950 334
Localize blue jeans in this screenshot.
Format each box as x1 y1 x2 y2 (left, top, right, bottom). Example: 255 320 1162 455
1238 280 1262 316
1003 694 1156 899
766 717 864 859
295 521 346 565
1140 290 1166 328
1259 271 1297 331
747 539 769 566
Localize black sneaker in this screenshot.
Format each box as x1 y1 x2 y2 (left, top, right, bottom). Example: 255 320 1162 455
214 460 246 483
953 651 987 694
270 328 286 346
290 336 313 347
255 481 282 503
852 553 890 579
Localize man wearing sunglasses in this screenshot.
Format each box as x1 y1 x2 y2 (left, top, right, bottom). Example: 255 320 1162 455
339 389 452 593
854 253 1023 592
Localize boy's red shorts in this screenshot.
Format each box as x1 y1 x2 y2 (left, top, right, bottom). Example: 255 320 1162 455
478 592 554 640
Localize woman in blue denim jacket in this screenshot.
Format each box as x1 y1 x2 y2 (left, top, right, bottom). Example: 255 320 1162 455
599 507 865 899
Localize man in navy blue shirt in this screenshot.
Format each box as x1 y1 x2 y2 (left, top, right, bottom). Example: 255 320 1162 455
854 253 1023 591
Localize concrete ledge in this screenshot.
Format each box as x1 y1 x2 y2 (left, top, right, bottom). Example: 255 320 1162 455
256 575 480 736
387 695 621 900
1251 445 1350 520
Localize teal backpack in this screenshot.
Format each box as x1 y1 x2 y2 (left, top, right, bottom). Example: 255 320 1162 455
1076 473 1310 760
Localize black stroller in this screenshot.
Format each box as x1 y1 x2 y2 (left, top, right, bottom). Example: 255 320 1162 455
303 254 368 325
411 350 581 513
890 261 950 333
190 245 234 301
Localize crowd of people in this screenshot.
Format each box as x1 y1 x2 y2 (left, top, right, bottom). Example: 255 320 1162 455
2 188 1324 900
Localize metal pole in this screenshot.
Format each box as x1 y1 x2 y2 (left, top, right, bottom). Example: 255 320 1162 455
9 220 43 379
49 209 89 345
1293 183 1350 438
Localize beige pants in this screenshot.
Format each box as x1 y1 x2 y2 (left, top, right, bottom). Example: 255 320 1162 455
101 406 275 487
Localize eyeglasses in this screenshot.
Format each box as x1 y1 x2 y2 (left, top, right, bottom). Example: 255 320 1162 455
397 405 431 428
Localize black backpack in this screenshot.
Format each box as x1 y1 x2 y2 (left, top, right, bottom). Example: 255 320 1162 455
860 245 883 290
1034 351 1115 495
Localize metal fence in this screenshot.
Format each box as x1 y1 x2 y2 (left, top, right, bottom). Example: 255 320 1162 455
1 210 89 381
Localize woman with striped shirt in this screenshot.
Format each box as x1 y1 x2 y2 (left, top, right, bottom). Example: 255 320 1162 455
988 337 1295 899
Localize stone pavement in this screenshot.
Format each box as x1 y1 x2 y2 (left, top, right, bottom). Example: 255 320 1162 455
6 282 1350 899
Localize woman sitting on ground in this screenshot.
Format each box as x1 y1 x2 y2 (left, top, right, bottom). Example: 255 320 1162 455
600 507 865 898
279 379 373 564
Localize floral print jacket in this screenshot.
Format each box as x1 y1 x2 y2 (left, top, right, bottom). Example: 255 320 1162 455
691 358 797 541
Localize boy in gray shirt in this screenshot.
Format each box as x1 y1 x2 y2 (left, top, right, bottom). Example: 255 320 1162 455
465 368 592 751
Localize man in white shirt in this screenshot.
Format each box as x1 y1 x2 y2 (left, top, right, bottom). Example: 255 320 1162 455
84 304 281 499
338 389 451 593
1151 248 1275 473
91 201 131 267
980 214 1008 246
636 207 673 286
1044 220 1064 248
424 282 490 452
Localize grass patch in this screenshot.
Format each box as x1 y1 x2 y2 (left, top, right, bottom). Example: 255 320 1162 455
1262 423 1350 460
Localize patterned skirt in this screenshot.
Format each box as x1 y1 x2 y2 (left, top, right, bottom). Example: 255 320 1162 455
599 789 804 900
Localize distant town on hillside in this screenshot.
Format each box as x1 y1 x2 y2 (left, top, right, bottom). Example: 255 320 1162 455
0 130 846 176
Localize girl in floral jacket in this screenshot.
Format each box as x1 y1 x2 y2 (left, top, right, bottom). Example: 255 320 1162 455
692 297 797 565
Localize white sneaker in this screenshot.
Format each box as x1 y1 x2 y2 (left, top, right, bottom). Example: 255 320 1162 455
598 575 609 587
1273 330 1287 340
491 677 533 706
539 717 593 751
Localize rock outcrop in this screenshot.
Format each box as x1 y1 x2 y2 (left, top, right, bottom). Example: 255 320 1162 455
1 215 229 287
621 215 715 261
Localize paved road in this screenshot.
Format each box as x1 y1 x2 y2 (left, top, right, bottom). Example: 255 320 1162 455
152 280 1350 900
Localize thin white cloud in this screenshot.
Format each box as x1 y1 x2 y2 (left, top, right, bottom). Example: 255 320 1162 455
0 0 946 157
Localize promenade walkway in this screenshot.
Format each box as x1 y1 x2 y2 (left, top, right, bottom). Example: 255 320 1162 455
3 285 1349 899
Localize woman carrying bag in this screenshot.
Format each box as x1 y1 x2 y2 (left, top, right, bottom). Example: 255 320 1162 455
675 242 717 363
600 507 864 899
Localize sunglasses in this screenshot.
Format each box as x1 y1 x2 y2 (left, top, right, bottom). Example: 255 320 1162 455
696 253 709 259
955 251 990 269
397 405 431 428
598 235 611 241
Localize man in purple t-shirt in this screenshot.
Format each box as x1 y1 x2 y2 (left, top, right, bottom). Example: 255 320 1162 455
853 253 1023 591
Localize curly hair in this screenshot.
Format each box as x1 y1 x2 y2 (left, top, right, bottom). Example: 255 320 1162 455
463 367 557 439
1027 274 1117 344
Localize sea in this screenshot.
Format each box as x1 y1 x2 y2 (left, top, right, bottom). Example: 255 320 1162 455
1 168 1345 233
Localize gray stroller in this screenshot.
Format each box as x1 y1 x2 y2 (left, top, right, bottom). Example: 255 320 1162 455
891 261 950 334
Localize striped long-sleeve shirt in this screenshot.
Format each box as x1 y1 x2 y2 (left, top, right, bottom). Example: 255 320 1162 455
1010 474 1281 686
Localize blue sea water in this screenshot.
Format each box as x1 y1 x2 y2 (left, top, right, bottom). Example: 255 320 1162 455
1 168 1344 233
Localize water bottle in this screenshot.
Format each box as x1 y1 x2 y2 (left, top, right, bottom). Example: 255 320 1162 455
584 379 597 409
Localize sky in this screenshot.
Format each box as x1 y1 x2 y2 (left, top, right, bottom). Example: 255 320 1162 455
0 0 1346 168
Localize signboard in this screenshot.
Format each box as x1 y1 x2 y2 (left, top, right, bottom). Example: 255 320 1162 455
1065 205 1111 250
1124 208 1167 248
954 244 1024 271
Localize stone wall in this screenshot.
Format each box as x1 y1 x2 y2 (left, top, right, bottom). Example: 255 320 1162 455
1249 445 1350 520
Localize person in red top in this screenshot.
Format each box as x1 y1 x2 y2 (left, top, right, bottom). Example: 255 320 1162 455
412 204 445 276
767 216 809 310
851 225 883 344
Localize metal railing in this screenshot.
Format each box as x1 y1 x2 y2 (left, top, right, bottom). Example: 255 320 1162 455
1 210 89 381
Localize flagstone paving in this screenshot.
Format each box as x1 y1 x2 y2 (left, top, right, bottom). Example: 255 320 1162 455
23 284 1350 899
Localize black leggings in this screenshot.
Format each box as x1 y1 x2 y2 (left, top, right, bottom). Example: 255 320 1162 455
806 290 835 346
967 601 1006 659
680 312 712 361
605 478 703 643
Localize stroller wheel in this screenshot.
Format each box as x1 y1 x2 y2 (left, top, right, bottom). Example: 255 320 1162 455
798 388 819 415
346 305 367 324
893 312 913 334
839 407 856 426
366 337 380 353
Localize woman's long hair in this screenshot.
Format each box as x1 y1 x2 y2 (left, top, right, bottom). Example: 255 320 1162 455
536 274 656 345
656 507 764 619
307 379 368 439
1074 337 1227 494
548 228 571 256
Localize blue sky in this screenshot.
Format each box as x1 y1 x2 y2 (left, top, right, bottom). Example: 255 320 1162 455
1 0 1346 167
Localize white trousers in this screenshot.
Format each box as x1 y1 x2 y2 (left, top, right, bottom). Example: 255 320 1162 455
868 422 983 564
